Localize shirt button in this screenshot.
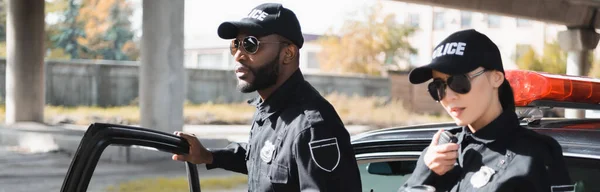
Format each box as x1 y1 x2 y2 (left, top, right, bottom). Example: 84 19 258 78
500 159 505 164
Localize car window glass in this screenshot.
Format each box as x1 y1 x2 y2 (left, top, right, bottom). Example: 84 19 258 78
87 146 192 191
565 157 600 192
358 160 417 192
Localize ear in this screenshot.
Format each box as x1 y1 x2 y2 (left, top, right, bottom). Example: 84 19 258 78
489 70 504 88
282 45 297 65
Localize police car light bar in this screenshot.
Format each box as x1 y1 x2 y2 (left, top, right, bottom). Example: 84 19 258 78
505 70 600 108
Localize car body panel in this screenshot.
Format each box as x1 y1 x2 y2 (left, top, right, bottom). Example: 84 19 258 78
352 119 600 158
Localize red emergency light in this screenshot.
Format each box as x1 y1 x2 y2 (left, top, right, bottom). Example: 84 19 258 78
505 70 600 107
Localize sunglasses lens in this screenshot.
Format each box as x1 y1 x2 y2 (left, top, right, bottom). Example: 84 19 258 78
230 39 240 55
447 75 471 94
242 37 259 54
428 80 445 101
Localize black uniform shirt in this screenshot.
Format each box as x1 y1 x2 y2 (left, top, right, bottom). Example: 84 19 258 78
400 110 572 192
206 70 362 192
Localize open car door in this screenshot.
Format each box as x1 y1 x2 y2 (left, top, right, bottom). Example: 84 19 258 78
60 123 201 192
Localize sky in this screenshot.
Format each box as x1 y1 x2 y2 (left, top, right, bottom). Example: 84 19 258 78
184 0 375 35
130 0 379 40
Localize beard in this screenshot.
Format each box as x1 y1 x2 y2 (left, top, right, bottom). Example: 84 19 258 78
237 54 280 93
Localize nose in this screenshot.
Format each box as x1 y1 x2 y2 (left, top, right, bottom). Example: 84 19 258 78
443 86 459 102
233 49 245 63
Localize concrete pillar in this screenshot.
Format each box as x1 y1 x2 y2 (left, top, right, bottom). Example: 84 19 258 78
140 0 185 133
557 29 600 118
5 0 45 124
565 51 589 118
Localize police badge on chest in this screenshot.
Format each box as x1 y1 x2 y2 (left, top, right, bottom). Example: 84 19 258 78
470 165 496 188
260 140 275 163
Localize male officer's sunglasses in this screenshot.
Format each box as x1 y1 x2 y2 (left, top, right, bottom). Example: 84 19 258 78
230 36 290 55
427 69 487 102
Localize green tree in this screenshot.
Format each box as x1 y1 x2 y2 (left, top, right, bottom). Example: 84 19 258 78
45 0 72 59
0 0 6 42
587 53 600 78
516 41 566 74
49 0 88 59
77 0 137 60
0 0 8 57
317 2 417 76
96 0 136 60
45 0 138 60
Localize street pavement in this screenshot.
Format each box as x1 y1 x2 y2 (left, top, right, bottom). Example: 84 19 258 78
0 145 247 192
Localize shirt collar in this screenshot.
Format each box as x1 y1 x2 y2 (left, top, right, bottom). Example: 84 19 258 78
459 110 520 144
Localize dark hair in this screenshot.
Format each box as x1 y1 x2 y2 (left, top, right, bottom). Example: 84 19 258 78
499 79 516 112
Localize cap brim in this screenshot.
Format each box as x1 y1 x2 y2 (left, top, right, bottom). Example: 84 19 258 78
408 61 475 84
217 21 268 39
408 66 433 84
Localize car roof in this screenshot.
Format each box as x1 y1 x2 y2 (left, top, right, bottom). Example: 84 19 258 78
351 118 600 159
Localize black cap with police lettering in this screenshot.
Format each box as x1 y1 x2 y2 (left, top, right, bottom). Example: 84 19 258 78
408 29 503 84
217 3 304 48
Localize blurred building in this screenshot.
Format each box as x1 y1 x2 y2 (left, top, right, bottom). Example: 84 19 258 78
378 1 568 71
183 33 323 73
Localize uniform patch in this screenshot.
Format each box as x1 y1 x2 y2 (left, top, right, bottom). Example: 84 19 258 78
309 138 340 172
470 166 495 188
260 140 275 163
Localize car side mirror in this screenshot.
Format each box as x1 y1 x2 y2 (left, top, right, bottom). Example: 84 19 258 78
367 161 416 176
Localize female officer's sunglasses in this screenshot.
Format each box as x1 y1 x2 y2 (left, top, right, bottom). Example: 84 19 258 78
230 36 290 55
427 69 487 102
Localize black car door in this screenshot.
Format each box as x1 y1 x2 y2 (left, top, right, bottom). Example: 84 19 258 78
60 123 200 192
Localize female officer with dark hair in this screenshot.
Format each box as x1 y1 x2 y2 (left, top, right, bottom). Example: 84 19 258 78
399 29 572 192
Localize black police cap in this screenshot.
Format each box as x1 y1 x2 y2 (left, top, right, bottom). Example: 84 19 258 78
217 3 304 49
409 29 504 84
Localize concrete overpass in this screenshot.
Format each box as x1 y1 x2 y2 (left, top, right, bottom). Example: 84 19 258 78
396 0 600 118
397 0 600 28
